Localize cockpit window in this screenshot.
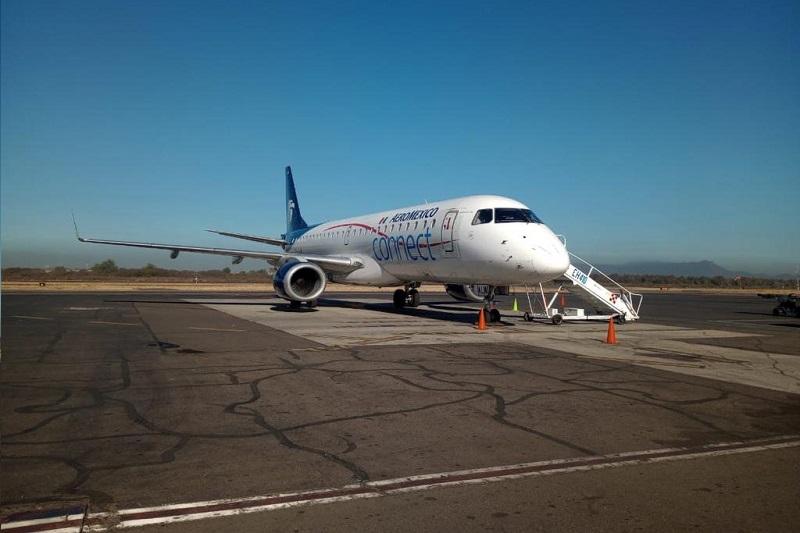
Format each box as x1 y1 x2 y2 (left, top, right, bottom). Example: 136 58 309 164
472 208 493 225
494 208 542 223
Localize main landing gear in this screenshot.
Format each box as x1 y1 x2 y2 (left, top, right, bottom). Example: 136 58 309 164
289 299 318 309
393 283 421 309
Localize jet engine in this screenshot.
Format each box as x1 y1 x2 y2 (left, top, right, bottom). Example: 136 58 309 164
445 284 510 302
445 284 487 302
273 261 327 302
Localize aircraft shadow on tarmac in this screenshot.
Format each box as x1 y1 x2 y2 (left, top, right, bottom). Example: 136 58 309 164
105 297 512 325
318 298 508 325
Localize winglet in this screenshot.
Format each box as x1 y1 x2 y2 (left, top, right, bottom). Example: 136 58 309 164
72 212 85 242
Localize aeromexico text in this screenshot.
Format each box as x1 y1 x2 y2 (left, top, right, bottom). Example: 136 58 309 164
374 206 440 262
379 207 439 225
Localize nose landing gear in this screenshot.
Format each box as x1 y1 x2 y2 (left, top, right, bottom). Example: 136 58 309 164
393 283 421 309
481 286 502 323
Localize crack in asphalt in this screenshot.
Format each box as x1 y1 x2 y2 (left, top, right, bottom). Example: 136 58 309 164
752 337 799 385
3 297 800 514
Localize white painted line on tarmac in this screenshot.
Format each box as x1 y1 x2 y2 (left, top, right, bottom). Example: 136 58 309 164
9 315 53 320
187 326 246 332
88 321 139 327
2 512 85 528
1 508 86 532
52 434 796 531
3 526 82 533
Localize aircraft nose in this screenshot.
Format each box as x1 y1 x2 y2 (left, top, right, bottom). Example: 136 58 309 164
534 236 570 277
551 244 570 275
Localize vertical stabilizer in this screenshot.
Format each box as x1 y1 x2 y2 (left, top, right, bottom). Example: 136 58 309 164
285 166 308 234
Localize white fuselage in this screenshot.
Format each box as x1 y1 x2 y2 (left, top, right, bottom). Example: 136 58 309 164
285 195 570 287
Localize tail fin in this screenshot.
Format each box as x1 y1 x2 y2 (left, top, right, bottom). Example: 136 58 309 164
285 166 308 234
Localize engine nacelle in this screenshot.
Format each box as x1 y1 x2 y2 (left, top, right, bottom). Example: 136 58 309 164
445 284 487 302
445 284 510 302
273 261 327 302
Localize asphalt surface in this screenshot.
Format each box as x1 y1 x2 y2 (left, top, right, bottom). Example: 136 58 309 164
1 291 799 531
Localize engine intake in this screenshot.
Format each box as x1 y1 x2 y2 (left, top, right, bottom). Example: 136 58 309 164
273 261 327 302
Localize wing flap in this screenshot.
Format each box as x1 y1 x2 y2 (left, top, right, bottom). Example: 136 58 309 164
206 229 287 247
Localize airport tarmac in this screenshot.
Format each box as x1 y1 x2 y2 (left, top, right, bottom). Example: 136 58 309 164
2 291 799 532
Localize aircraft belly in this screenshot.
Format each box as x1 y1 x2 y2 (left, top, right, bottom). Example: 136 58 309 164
333 255 402 286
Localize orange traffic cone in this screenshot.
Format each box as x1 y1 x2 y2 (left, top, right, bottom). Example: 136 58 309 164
475 308 487 331
605 317 617 344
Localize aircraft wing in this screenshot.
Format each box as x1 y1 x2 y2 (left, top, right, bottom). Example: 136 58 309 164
206 229 287 247
75 233 361 272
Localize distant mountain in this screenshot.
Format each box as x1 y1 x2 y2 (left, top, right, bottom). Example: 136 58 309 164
596 260 738 277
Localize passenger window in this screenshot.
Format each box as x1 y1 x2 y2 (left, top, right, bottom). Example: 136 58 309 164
472 209 493 225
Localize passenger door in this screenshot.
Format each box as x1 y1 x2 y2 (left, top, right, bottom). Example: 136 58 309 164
441 210 458 257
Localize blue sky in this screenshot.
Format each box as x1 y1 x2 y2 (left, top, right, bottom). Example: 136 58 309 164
2 0 798 274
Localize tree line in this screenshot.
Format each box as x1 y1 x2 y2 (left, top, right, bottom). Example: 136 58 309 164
606 273 795 289
2 260 272 282
2 260 796 289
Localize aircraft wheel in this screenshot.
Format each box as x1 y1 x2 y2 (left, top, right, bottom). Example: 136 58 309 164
306 299 318 308
289 300 302 309
523 311 531 322
489 309 501 323
551 314 563 325
393 289 406 309
408 289 421 307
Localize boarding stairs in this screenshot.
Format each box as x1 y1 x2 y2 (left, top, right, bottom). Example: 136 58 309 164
559 253 643 322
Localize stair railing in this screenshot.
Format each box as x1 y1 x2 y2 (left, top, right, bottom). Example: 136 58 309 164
567 252 643 317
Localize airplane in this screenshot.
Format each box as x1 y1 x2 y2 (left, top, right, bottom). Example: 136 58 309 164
75 166 570 322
